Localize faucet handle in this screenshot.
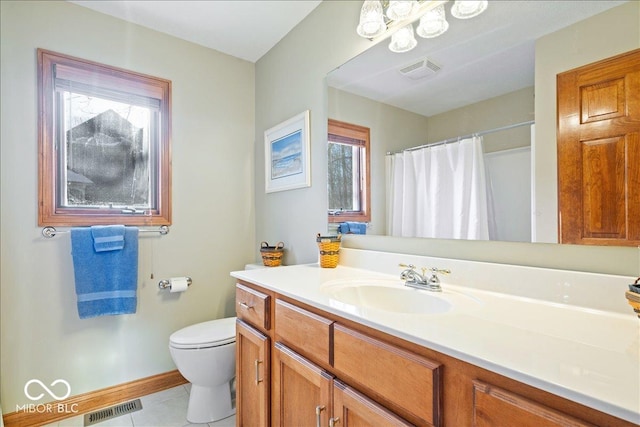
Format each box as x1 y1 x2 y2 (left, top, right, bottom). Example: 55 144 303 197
426 268 451 285
398 263 416 270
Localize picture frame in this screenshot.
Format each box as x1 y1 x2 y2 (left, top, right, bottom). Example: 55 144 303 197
264 110 311 193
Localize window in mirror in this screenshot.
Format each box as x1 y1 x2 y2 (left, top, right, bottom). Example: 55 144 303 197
327 119 370 223
38 49 172 226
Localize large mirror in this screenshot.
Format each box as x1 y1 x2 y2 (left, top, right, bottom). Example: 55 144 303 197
327 0 629 243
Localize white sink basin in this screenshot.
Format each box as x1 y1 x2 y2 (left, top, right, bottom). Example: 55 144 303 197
328 285 451 314
321 278 464 315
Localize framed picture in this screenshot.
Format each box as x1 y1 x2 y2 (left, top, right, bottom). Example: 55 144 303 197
264 110 311 193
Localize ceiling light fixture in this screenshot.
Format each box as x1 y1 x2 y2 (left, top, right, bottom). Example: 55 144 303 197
389 24 418 53
386 1 418 20
356 0 386 38
450 0 488 19
416 4 449 38
356 0 487 53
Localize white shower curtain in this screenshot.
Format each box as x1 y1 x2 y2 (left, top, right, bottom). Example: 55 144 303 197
386 136 495 240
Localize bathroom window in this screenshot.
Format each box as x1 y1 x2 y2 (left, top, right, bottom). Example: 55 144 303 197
38 49 172 226
327 119 370 223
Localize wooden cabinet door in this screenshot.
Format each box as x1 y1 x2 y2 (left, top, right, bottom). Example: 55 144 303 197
236 319 270 427
558 49 640 246
473 381 595 427
331 380 414 427
272 342 333 427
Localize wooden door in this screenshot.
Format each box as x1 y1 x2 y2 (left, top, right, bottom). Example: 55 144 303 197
557 49 640 246
236 319 270 427
272 342 333 427
331 380 414 427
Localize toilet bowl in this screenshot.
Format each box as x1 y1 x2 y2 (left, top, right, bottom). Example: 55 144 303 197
169 317 237 423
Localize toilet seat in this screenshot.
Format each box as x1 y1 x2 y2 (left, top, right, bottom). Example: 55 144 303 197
170 317 236 349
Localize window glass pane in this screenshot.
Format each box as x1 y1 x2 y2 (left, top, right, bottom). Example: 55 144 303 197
328 141 361 211
58 91 155 210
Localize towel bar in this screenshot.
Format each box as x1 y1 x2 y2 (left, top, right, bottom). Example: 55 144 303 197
42 225 169 238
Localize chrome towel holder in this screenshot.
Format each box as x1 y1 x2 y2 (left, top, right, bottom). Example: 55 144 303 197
41 225 170 238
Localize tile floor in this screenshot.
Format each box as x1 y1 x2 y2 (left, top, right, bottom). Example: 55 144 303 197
42 385 235 427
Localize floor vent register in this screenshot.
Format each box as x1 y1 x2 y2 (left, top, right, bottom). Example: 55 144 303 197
83 398 143 426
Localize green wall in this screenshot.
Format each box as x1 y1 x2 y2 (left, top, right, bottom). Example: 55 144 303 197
1 0 255 413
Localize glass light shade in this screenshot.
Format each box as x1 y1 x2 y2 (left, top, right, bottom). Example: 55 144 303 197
357 0 386 38
386 0 418 21
389 24 417 53
416 4 449 38
450 0 488 19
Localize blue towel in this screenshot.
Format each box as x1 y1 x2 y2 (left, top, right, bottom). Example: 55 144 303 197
338 222 367 234
71 226 139 319
91 225 125 252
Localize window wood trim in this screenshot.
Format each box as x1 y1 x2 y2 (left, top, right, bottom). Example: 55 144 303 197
328 119 371 223
37 49 172 226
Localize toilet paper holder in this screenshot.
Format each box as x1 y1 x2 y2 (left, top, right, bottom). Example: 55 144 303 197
158 277 192 290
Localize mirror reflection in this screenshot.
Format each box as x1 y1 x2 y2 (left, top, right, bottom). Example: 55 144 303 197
327 0 627 243
327 119 371 225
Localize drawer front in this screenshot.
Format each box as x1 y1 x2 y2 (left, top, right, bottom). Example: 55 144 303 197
473 381 596 427
236 283 271 331
333 324 442 426
275 299 333 366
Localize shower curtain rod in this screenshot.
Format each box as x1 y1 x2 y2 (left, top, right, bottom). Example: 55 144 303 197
386 120 535 155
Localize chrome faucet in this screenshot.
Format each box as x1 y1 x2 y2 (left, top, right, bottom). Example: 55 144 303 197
399 263 450 292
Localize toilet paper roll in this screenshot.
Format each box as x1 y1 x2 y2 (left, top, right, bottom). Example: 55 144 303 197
169 277 189 293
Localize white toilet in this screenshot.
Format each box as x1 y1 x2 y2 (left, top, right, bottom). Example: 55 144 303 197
169 317 237 423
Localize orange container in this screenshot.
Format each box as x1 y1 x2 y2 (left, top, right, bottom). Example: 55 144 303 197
260 241 284 267
316 233 341 268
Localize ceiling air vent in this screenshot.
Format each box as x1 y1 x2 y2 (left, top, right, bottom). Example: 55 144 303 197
399 58 441 80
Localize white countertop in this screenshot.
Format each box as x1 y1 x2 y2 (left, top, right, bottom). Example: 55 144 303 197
231 262 640 424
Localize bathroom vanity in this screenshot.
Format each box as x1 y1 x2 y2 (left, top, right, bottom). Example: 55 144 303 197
231 249 639 427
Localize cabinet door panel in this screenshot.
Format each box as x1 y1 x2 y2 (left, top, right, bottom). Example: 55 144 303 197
236 319 270 427
332 380 414 427
273 342 333 427
473 381 595 427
